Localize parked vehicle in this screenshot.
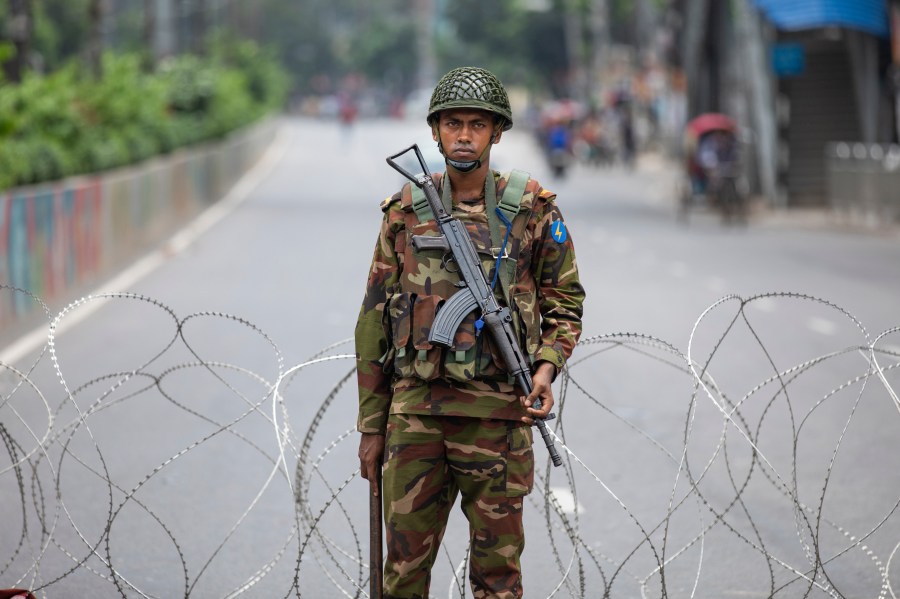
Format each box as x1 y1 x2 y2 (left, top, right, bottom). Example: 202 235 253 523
679 113 748 224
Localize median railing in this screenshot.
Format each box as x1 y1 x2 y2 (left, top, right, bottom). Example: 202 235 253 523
826 142 900 227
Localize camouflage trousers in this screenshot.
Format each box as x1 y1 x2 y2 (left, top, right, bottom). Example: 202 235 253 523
382 413 534 599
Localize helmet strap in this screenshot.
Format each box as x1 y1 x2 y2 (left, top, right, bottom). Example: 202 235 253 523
447 158 481 173
438 129 497 174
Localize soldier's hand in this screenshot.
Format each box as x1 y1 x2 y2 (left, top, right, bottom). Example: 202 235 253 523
358 433 385 497
520 361 556 425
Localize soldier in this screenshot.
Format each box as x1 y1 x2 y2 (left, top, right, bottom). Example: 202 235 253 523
356 66 585 599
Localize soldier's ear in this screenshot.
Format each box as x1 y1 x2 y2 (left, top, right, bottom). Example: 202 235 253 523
492 129 503 145
431 123 439 142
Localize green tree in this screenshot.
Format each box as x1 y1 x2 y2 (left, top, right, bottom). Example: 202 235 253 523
258 0 340 93
344 14 416 92
255 0 419 95
2 0 33 82
439 0 569 94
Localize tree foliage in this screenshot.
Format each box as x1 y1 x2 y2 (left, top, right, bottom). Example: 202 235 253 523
1 1 651 99
345 14 416 90
251 0 572 96
0 41 288 190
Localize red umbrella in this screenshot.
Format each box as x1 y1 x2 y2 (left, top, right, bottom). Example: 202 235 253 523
686 113 737 137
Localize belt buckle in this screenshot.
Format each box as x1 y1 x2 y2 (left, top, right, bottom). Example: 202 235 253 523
490 246 510 259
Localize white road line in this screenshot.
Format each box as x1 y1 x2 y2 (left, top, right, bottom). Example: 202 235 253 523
807 316 837 336
751 297 777 313
0 126 294 367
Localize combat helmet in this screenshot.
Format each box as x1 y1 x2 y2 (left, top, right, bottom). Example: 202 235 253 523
427 67 513 131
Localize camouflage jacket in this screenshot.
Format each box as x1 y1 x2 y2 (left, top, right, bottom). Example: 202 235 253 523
356 170 585 435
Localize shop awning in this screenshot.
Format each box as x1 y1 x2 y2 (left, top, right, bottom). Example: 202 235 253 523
753 0 890 38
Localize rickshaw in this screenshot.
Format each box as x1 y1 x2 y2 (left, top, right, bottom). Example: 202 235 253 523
679 113 746 224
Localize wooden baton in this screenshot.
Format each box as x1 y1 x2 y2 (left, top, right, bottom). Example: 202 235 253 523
369 466 383 599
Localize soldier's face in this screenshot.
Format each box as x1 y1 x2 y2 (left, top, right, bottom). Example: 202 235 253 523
434 109 502 162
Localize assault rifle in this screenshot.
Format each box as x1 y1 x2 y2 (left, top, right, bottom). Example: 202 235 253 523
386 144 563 467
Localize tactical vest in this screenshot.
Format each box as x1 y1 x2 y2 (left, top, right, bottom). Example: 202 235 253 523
384 170 541 384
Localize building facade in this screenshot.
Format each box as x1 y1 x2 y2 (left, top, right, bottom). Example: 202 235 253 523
678 0 895 207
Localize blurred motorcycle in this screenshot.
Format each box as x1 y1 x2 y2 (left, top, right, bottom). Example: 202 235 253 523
546 122 572 178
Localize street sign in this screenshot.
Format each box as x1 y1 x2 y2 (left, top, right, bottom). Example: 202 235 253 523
772 42 806 77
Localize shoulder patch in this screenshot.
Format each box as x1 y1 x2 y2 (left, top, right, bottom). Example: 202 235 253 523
549 219 568 243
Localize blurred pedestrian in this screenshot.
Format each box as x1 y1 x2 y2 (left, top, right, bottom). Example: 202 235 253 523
577 109 613 166
619 106 636 169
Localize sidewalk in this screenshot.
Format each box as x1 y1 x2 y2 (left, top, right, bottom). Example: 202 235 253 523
636 150 900 238
752 204 900 238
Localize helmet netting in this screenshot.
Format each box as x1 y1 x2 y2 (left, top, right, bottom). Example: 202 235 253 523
427 67 513 130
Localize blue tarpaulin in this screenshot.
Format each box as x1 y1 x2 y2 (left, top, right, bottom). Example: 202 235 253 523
753 0 890 38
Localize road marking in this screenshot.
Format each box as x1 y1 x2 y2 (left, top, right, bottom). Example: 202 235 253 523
0 125 294 367
549 486 585 515
807 316 837 336
751 297 777 313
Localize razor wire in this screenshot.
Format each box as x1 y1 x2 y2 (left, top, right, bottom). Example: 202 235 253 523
1 285 898 598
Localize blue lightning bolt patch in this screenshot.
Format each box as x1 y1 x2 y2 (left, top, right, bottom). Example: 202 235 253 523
550 220 568 243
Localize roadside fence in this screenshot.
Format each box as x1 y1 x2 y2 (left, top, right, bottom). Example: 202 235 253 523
826 141 900 227
0 118 278 341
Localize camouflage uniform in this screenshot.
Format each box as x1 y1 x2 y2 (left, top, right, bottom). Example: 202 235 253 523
356 169 584 598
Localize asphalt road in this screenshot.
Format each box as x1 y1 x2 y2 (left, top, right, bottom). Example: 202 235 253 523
2 116 899 598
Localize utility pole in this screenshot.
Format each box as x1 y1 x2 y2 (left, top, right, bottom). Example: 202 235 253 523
414 0 437 90
5 0 32 82
207 0 220 32
87 0 106 78
891 1 900 142
172 0 185 53
681 0 709 116
563 0 587 102
588 0 609 107
154 0 176 60
734 0 778 206
634 0 656 58
191 0 206 54
143 0 156 68
226 0 238 34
